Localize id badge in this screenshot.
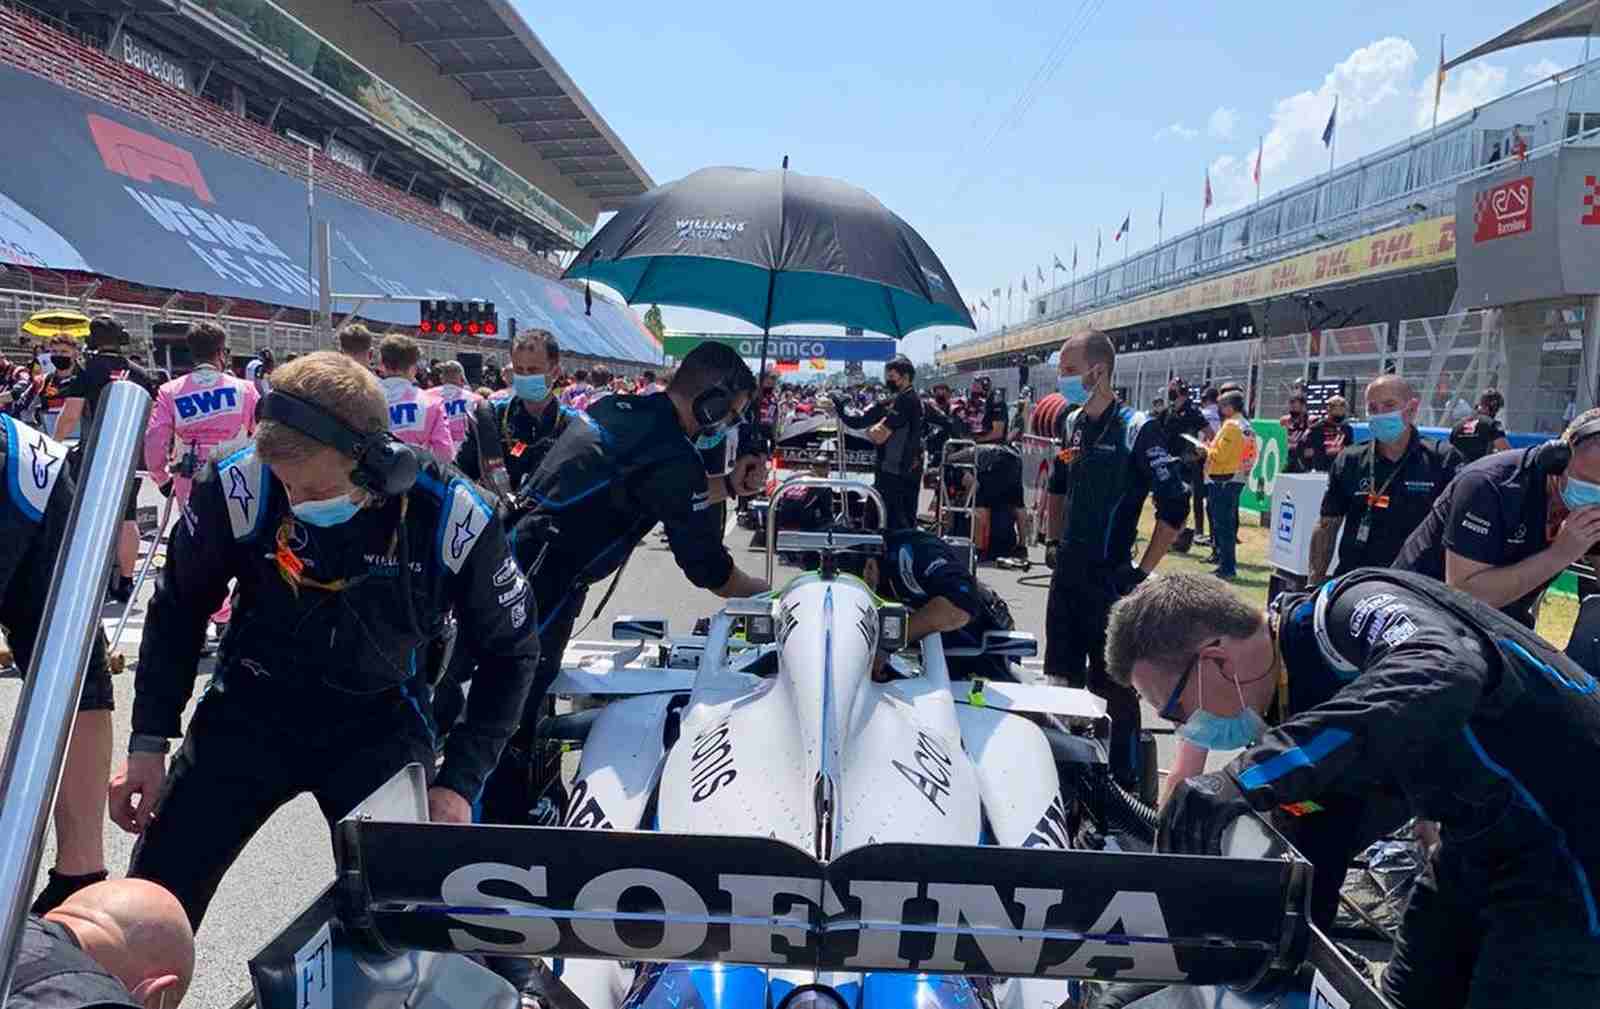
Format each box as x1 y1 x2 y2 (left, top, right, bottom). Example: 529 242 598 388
1355 514 1371 545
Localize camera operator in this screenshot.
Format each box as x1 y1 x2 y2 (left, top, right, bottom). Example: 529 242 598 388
833 356 923 530
481 342 769 825
109 352 536 930
54 315 158 603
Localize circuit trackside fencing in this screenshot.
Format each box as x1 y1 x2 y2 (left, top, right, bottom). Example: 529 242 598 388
0 285 651 377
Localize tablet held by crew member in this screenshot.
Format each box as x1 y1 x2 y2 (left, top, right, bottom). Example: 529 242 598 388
1309 375 1461 586
1396 408 1600 627
834 355 923 530
1448 388 1512 464
1108 570 1600 1008
1043 330 1188 790
110 352 536 930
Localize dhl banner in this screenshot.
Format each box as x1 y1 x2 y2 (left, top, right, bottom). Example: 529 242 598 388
939 216 1457 365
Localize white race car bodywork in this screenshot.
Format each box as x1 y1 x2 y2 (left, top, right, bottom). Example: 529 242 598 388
557 573 1093 1009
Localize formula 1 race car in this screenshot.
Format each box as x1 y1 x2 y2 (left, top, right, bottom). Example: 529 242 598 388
244 479 1386 1009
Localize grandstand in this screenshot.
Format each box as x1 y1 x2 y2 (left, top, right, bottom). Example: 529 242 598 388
0 0 661 370
935 49 1600 436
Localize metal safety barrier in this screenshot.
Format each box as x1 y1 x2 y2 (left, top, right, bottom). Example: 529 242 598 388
0 380 152 1005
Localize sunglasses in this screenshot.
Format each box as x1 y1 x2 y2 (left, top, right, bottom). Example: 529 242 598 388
1159 639 1220 723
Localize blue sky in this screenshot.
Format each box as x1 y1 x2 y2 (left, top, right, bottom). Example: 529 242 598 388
521 2 1585 365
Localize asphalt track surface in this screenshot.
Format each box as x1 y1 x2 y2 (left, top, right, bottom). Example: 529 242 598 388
1 481 1212 1007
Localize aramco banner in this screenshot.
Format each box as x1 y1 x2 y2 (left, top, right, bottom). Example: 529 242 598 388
662 332 899 361
0 63 659 363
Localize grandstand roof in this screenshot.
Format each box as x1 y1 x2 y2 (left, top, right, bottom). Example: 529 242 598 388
360 0 654 210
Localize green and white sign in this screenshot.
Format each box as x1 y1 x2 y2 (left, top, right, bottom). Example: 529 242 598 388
661 332 899 362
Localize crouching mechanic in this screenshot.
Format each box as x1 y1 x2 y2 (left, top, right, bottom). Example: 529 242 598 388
1106 570 1600 1007
839 527 1018 681
1 412 116 913
109 352 536 930
482 342 769 825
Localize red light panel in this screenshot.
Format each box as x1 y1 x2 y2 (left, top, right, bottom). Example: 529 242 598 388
467 321 481 335
419 321 433 333
484 322 497 335
451 321 464 334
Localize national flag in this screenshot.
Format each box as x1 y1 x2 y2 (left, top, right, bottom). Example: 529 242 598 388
1252 136 1263 187
1036 265 1046 284
1021 274 1029 293
1203 171 1214 210
1071 245 1078 269
1113 213 1130 242
1007 282 1013 297
1157 192 1165 231
1095 231 1102 257
1054 254 1066 271
1513 129 1528 160
980 298 989 310
1322 96 1338 148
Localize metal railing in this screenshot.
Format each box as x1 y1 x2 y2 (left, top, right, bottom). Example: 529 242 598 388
947 59 1600 363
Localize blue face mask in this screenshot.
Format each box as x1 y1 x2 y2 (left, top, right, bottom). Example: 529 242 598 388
512 373 549 402
1058 374 1089 405
694 422 729 451
1563 475 1600 511
1177 660 1270 751
1368 409 1407 444
292 492 362 528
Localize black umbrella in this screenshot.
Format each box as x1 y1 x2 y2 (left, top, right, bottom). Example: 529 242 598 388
563 165 974 375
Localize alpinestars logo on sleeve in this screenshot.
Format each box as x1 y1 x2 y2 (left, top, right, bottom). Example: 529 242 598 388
226 466 254 520
28 434 61 490
450 510 479 560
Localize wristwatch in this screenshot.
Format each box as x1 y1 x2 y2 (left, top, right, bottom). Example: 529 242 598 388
128 733 170 755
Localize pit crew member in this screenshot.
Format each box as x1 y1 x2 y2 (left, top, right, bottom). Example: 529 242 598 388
1108 569 1600 1008
373 332 455 463
1044 330 1188 790
1448 388 1512 464
833 355 924 530
109 352 536 930
427 360 482 450
482 341 769 825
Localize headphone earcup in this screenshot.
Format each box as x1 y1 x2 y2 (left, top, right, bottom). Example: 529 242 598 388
692 386 732 428
351 436 420 496
1535 439 1572 477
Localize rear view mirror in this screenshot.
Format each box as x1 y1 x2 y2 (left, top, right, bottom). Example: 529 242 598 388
613 617 667 641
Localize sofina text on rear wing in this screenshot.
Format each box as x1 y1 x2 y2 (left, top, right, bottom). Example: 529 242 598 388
330 821 1312 989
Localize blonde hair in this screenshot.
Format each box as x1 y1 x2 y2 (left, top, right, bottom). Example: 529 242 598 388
256 351 388 466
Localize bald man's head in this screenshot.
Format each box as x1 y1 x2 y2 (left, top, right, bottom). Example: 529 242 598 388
1057 330 1116 403
1365 374 1418 418
47 879 194 1007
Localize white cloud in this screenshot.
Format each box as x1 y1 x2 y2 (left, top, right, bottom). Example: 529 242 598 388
1154 121 1199 141
1198 37 1517 219
1208 106 1238 139
1525 58 1564 80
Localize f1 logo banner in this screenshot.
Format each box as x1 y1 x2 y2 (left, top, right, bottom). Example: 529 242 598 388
333 820 1307 986
1472 176 1534 243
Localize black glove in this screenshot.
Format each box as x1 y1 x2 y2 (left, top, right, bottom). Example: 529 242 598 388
1156 771 1253 856
1044 542 1058 570
1111 564 1148 596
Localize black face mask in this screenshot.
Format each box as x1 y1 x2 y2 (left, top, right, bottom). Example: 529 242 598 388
50 355 73 371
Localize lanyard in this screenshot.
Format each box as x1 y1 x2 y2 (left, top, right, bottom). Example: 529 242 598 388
1364 434 1417 510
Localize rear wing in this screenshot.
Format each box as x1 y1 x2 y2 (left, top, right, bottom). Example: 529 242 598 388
332 819 1311 989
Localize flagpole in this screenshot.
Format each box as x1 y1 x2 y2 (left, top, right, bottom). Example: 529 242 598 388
1328 95 1338 176
1431 34 1445 132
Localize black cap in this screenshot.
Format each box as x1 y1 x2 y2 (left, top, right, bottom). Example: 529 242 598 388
88 314 128 348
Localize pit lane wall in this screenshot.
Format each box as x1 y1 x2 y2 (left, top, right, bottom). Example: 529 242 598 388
0 63 660 364
938 216 1458 367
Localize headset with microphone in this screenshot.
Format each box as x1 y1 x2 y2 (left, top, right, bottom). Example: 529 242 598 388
691 382 737 431
1531 413 1600 477
258 391 419 496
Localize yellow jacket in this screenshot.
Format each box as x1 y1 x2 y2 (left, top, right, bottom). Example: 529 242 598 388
1206 418 1246 477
